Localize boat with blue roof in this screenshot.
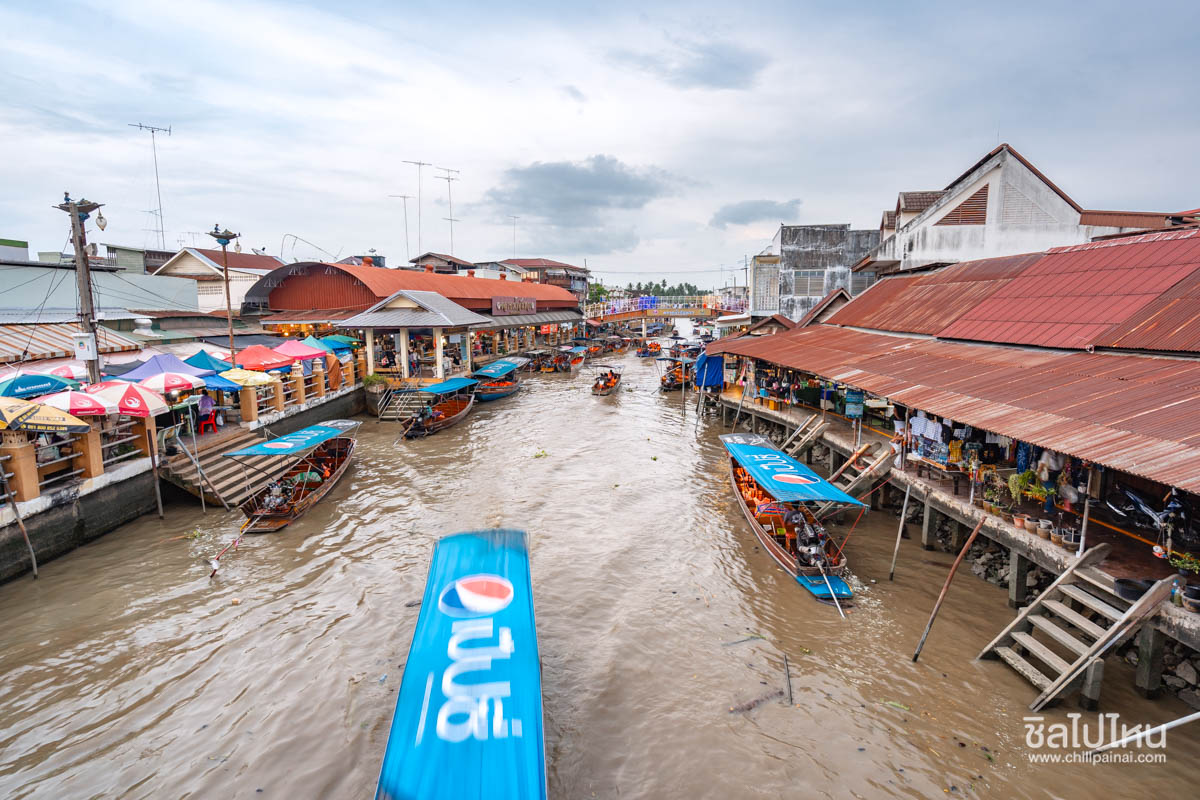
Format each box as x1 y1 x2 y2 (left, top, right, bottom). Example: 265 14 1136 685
473 357 529 401
720 433 867 601
375 528 546 800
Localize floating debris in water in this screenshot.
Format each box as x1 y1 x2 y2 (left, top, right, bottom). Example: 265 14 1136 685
404 599 421 607
722 635 764 646
728 688 784 713
882 700 910 711
533 449 549 458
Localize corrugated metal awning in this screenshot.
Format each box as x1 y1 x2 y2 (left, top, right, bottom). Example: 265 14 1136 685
0 322 141 364
473 309 583 330
711 325 1200 492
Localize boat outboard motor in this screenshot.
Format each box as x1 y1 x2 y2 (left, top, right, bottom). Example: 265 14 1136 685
795 521 828 567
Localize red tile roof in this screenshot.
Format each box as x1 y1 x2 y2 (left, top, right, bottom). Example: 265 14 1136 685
897 191 945 213
191 248 283 271
410 252 474 267
502 258 586 272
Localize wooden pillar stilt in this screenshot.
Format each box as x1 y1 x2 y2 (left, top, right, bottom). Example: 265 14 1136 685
921 500 938 551
1008 550 1030 608
1135 626 1166 699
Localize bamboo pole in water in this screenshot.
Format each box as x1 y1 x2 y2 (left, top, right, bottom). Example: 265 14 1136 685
912 516 986 662
888 484 912 581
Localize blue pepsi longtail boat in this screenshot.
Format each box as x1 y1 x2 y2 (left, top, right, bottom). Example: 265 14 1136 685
720 433 867 602
376 529 546 800
472 357 529 401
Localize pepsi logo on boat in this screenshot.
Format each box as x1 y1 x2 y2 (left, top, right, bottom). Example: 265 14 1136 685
438 574 515 618
774 473 820 485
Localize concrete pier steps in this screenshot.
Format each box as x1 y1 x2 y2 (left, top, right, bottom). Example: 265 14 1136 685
977 543 1175 710
378 391 428 422
162 429 295 509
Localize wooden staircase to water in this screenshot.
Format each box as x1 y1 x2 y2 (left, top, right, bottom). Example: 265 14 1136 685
977 543 1175 710
162 428 296 510
814 439 892 516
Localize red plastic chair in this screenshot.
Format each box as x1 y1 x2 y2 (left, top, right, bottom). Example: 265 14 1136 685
198 411 218 434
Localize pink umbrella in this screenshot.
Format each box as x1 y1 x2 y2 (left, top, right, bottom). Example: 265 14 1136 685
35 390 118 416
138 372 206 393
86 381 169 417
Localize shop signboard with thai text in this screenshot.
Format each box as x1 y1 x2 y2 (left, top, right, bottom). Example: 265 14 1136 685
492 296 536 316
845 389 864 419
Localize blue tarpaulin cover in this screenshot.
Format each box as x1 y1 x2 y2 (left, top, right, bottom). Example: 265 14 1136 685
222 419 359 457
693 353 724 387
185 350 233 372
720 433 867 506
202 373 243 392
473 357 529 379
375 529 546 800
423 377 479 395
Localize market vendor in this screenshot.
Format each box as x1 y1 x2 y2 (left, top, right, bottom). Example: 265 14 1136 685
1037 448 1066 513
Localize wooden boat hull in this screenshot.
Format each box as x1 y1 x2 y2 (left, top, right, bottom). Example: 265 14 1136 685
476 380 520 401
240 437 356 533
405 393 475 438
727 457 848 587
592 379 621 396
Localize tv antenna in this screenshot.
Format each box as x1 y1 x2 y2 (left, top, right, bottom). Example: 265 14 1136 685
402 160 431 255
129 122 171 249
388 194 413 260
507 215 519 258
436 167 460 255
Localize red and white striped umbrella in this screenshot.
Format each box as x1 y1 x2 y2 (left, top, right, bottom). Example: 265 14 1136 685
34 390 118 416
86 381 169 417
138 372 206 393
45 363 88 380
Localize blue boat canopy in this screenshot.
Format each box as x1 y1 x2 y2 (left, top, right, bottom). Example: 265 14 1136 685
376 529 546 800
473 357 529 379
720 433 867 506
424 377 479 395
565 346 587 354
223 419 359 458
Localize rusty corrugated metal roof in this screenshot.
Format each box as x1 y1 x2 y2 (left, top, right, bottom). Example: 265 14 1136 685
0 322 141 364
937 230 1200 348
825 253 1042 335
709 325 1200 492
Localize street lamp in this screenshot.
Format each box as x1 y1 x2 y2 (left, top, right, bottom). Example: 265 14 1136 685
207 224 241 366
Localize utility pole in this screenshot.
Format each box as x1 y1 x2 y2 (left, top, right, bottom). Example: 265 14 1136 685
207 225 241 365
388 194 413 260
56 193 105 384
129 123 171 249
436 167 460 255
402 160 431 256
507 215 519 258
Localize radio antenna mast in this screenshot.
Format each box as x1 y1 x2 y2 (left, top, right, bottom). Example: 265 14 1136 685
129 122 171 249
436 167 460 255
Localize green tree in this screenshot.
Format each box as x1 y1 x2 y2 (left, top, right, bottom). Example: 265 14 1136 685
587 284 609 304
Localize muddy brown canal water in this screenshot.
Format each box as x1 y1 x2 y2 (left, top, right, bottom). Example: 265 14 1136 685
1 335 1196 798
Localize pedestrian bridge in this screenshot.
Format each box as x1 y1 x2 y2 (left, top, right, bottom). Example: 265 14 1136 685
584 295 747 323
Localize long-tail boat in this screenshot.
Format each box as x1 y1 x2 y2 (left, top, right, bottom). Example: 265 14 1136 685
473 357 530 401
657 356 694 391
720 433 866 601
402 378 478 438
591 364 622 396
375 529 547 800
223 419 361 533
635 341 662 358
521 350 551 372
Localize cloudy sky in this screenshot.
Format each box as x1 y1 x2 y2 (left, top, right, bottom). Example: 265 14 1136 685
3 0 1198 288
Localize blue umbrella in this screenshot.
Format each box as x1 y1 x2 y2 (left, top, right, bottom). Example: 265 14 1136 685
0 373 79 398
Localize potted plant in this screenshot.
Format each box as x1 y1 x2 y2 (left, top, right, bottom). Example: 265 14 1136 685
1169 552 1200 578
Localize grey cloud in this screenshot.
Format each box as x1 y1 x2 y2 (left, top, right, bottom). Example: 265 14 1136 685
485 154 673 227
709 198 802 229
609 38 769 90
561 84 587 103
482 154 672 254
